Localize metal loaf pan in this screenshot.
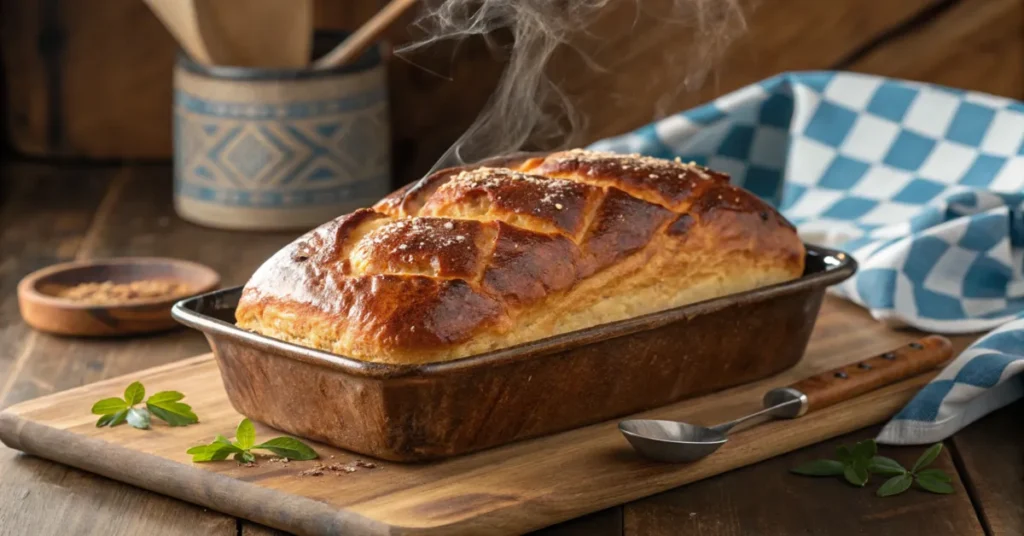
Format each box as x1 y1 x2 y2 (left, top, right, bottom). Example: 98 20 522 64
172 245 856 462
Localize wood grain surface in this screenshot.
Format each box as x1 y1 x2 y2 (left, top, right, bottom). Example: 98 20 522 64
846 0 1023 99
0 163 113 400
2 164 1022 536
4 0 1021 189
551 0 944 144
951 399 1024 536
237 499 626 535
623 425 985 536
0 166 298 536
0 304 967 535
0 443 235 536
0 167 296 409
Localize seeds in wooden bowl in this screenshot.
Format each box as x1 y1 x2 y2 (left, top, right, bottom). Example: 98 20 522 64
55 279 193 305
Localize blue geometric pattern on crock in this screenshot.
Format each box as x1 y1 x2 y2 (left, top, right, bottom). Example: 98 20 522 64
173 87 390 208
588 71 1024 445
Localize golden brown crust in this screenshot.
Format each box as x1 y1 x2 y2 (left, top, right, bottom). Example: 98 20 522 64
236 149 806 364
520 150 730 210
419 167 602 238
482 222 580 305
578 187 675 278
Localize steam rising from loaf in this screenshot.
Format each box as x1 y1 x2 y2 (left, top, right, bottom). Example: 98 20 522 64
397 0 747 172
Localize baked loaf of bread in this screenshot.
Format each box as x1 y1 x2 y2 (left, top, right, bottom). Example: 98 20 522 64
236 150 806 365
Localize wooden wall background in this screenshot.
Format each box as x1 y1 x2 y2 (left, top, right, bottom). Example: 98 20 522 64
1 0 1021 185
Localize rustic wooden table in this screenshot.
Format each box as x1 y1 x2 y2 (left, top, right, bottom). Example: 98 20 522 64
1 162 1022 535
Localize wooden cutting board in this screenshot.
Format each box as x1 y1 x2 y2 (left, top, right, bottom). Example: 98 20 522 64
0 298 972 536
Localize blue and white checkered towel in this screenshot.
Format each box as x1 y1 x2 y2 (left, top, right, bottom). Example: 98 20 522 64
589 71 1024 445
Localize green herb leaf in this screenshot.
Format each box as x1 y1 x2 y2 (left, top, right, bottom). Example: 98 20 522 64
877 474 913 497
124 381 146 406
186 419 316 464
206 447 238 462
868 456 907 476
187 444 240 462
112 410 129 426
254 437 319 461
127 407 151 429
93 386 199 432
235 418 256 450
146 391 185 404
911 443 943 472
915 468 952 483
91 397 128 415
186 443 242 456
147 401 199 426
791 459 845 476
852 439 878 461
844 463 869 487
786 438 954 498
185 444 214 455
916 473 955 494
96 410 128 427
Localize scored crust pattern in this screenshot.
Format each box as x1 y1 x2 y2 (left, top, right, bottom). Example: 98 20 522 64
236 149 806 364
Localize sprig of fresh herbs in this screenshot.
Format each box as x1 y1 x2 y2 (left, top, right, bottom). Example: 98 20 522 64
91 381 199 429
874 443 954 497
187 418 318 464
791 439 954 497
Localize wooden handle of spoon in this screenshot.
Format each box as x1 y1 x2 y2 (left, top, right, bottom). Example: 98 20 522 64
789 335 953 413
312 0 418 69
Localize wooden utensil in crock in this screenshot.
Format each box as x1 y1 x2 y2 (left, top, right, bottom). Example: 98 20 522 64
18 257 220 337
195 0 313 68
312 0 418 69
143 0 216 64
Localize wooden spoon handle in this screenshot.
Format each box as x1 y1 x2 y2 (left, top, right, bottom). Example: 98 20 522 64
789 335 953 413
312 0 419 69
144 0 214 64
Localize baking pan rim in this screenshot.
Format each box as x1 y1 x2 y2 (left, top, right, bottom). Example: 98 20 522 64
171 243 856 378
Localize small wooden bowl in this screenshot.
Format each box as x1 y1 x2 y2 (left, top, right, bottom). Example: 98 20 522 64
17 257 221 337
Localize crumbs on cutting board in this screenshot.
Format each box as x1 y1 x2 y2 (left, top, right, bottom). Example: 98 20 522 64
299 459 379 477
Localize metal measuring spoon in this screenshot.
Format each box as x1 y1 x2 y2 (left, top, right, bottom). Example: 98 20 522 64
620 335 953 463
